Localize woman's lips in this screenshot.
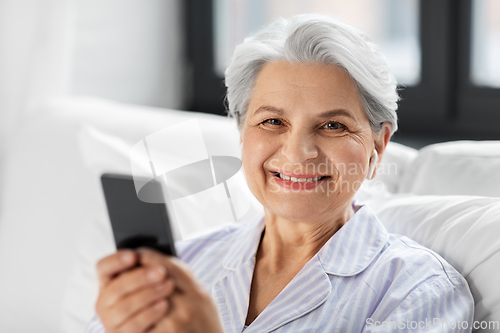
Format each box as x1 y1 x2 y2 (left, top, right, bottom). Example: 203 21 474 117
270 171 329 191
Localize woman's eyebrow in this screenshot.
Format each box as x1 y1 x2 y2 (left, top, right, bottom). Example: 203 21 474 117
253 106 356 121
253 106 284 115
319 109 356 120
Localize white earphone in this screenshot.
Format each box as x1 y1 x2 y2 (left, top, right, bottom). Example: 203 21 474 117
366 149 378 180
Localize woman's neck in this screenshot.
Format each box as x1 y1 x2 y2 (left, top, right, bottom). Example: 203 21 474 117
258 203 354 272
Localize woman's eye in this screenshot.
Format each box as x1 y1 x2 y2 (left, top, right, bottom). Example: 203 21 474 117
264 118 283 126
324 121 345 130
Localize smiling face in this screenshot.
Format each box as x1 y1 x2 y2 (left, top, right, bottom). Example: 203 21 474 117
240 61 390 223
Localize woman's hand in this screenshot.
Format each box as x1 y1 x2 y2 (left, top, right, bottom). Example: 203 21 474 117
95 250 176 333
137 248 225 333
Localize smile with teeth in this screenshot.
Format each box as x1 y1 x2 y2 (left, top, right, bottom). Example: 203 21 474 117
271 171 327 182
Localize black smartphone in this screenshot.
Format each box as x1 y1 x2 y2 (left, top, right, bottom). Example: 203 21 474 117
100 173 177 256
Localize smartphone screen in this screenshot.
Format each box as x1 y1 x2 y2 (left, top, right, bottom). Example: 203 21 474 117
101 173 177 256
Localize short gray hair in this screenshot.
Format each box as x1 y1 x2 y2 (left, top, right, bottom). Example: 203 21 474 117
225 14 399 135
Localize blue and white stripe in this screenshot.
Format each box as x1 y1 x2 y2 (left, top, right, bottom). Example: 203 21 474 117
86 205 474 332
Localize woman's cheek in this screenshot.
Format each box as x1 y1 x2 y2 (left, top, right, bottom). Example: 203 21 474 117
241 130 264 178
242 127 273 159
241 128 276 194
329 140 368 186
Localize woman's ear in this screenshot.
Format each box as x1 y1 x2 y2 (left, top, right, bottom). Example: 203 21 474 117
371 123 392 178
239 125 245 146
366 150 379 180
374 123 392 153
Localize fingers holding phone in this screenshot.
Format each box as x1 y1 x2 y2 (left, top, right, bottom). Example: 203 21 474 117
137 248 224 333
95 250 176 333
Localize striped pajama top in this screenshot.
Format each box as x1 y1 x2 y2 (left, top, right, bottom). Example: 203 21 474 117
86 204 474 332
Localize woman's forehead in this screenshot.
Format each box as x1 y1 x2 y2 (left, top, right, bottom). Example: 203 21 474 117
248 61 365 118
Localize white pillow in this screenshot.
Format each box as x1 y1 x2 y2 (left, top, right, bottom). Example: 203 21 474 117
358 192 500 330
60 215 115 333
399 141 500 197
369 141 418 193
0 101 106 333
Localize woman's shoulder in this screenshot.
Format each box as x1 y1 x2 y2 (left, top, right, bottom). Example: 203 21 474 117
351 204 465 284
362 233 474 325
372 232 466 288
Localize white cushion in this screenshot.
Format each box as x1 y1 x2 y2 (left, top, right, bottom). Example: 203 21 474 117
0 102 100 333
60 215 115 333
357 191 500 329
369 141 418 193
399 141 500 197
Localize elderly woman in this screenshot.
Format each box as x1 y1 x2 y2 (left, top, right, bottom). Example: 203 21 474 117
87 15 473 332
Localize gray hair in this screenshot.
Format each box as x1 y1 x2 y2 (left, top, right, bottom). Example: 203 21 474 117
224 14 399 135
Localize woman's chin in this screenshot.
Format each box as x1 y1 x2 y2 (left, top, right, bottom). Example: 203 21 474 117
264 198 331 222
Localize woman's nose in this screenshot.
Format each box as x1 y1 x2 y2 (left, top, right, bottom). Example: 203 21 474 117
280 129 319 163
